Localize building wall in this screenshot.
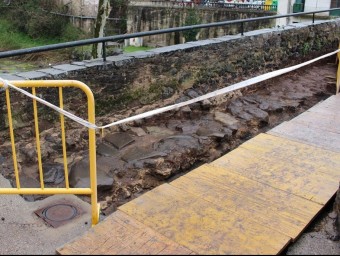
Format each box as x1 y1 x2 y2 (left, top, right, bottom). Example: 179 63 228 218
56 0 99 17
304 0 331 12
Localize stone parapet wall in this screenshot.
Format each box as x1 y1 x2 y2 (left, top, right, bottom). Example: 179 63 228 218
1 19 340 125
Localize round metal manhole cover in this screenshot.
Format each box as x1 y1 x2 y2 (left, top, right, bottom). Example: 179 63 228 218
42 204 78 222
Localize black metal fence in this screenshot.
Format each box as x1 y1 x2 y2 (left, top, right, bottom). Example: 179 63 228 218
0 8 339 60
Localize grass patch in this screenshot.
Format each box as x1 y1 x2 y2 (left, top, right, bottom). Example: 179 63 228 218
0 19 60 50
123 45 153 53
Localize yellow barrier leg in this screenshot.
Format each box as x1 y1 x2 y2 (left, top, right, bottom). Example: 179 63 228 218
337 45 340 94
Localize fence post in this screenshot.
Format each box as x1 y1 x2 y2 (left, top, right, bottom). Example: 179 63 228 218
102 42 107 61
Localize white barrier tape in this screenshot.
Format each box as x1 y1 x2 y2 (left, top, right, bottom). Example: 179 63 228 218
0 49 339 130
1 79 9 89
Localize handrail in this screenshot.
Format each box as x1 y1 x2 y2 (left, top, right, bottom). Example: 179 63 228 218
0 8 339 60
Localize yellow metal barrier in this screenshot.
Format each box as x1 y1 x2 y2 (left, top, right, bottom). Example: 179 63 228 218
0 80 99 226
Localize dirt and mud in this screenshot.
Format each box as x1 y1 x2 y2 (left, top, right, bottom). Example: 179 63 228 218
0 58 339 254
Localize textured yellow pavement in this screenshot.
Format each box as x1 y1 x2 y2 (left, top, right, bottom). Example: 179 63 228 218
57 95 340 255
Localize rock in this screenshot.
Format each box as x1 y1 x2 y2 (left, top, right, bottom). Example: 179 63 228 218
44 133 61 144
143 158 164 169
145 126 175 137
186 89 200 99
175 96 190 104
235 127 251 139
154 135 202 162
104 132 135 150
130 127 147 137
162 87 175 99
99 201 108 211
118 123 130 132
196 127 225 138
97 143 118 157
20 143 36 163
201 99 212 110
121 146 167 163
214 111 240 127
42 163 65 185
105 196 113 203
152 168 172 179
122 188 131 199
69 157 114 189
180 106 192 114
54 156 74 165
18 175 44 202
244 105 269 123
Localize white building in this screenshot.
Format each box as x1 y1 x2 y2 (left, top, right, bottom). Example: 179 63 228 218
275 0 340 27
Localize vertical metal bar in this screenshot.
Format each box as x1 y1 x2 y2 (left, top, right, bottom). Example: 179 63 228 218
32 88 44 189
59 87 70 189
312 13 315 24
87 89 99 226
5 89 20 189
241 22 244 36
336 63 340 94
102 41 106 62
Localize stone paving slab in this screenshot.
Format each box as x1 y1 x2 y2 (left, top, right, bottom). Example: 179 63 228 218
124 51 156 59
0 73 25 81
104 132 135 150
268 121 340 153
16 71 50 80
37 68 66 77
106 55 134 67
52 64 87 72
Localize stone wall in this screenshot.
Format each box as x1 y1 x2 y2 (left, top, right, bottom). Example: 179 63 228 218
127 6 276 46
2 19 340 124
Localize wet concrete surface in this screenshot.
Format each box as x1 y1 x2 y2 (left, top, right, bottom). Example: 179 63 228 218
0 174 92 255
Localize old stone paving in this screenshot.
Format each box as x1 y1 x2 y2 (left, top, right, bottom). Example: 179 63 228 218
0 62 337 213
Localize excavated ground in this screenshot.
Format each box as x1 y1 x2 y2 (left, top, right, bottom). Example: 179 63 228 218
0 59 339 253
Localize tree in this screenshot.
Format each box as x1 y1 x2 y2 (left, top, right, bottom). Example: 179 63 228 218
92 0 111 59
183 9 201 43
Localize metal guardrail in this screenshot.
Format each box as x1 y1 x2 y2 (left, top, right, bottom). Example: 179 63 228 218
0 80 100 226
0 8 339 61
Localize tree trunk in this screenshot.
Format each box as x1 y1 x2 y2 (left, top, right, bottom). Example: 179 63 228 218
92 0 111 59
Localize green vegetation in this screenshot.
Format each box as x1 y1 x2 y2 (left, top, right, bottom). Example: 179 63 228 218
0 0 86 51
183 9 202 42
302 42 311 56
123 46 154 53
0 19 60 50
